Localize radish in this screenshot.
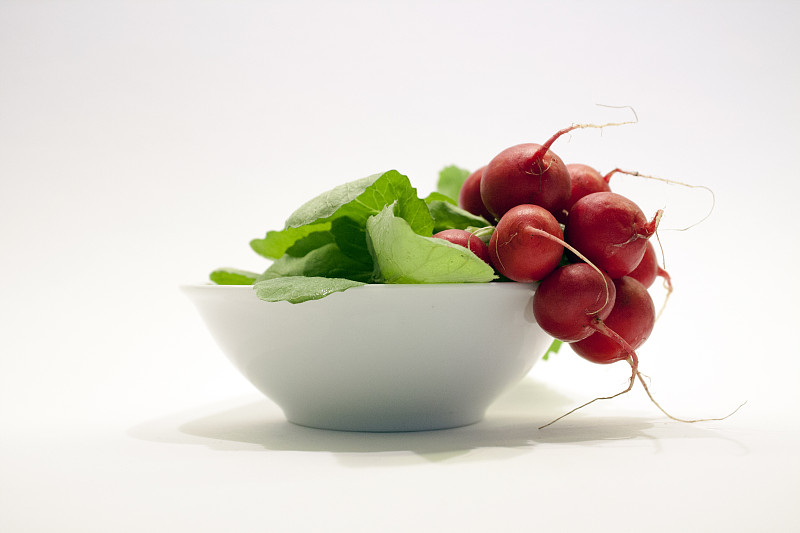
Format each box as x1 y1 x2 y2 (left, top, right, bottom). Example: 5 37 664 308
533 263 616 342
566 191 663 279
457 166 494 222
629 240 674 320
480 142 571 222
566 163 611 213
432 228 492 265
629 240 672 291
535 274 653 429
480 119 636 222
539 274 744 428
570 276 655 364
488 204 563 282
536 276 651 428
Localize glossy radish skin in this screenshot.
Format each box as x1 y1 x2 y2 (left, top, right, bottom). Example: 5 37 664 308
458 166 494 222
566 192 662 279
570 276 655 364
629 240 672 291
533 263 617 342
432 229 492 265
488 204 563 282
480 143 571 222
566 163 611 212
628 241 659 287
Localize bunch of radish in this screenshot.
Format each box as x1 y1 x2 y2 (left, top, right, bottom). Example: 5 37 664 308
435 121 737 427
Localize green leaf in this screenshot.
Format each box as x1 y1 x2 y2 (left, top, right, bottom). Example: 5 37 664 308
330 216 373 267
284 230 336 257
209 268 259 285
250 222 331 260
257 243 374 283
251 170 435 264
424 191 454 204
542 339 563 361
427 200 491 233
436 165 471 204
285 170 433 236
366 204 496 284
285 174 381 228
253 276 366 304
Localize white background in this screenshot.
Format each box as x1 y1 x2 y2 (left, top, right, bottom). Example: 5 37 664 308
2 1 799 531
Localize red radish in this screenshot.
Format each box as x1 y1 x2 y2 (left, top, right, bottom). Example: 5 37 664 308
480 142 571 222
566 191 663 279
432 229 492 265
488 204 563 282
538 273 744 428
629 240 672 291
570 276 655 364
629 240 674 320
537 275 654 429
533 263 617 342
480 119 637 222
458 166 494 222
566 163 611 212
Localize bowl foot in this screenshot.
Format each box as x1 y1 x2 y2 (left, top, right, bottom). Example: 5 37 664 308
284 410 485 433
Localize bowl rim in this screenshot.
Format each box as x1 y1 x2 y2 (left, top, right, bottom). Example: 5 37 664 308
180 281 535 291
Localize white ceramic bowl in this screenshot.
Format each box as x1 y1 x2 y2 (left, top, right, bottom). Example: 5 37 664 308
182 283 551 432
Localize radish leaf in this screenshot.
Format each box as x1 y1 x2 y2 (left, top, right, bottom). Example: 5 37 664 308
366 204 496 284
254 276 366 304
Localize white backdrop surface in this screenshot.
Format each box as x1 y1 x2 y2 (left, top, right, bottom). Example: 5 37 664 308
2 1 799 532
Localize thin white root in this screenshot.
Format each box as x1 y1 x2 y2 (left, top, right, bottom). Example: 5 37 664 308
538 358 746 429
635 371 747 424
595 103 639 123
655 276 673 321
604 168 716 231
538 372 636 430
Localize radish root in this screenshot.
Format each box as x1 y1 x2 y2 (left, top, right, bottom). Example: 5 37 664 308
538 367 636 429
634 371 747 424
603 168 716 231
655 266 673 321
530 108 639 174
534 117 638 165
539 352 747 429
538 324 640 429
650 222 673 321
